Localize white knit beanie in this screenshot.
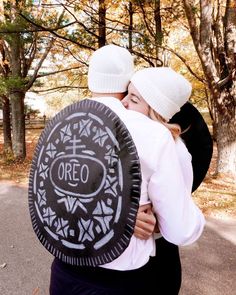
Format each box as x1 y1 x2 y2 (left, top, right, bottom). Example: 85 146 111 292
131 67 192 121
88 45 134 93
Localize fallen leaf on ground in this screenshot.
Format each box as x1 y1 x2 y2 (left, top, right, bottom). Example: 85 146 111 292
0 263 7 268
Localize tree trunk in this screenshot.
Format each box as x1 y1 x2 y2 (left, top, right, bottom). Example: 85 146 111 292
154 0 162 66
2 95 12 154
215 87 236 177
98 0 106 48
10 91 26 161
183 0 236 179
128 1 133 51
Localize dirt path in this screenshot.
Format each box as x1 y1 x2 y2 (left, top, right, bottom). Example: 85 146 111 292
0 181 236 295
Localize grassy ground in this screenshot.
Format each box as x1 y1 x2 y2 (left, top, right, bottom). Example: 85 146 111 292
0 129 42 183
193 147 236 219
0 128 235 220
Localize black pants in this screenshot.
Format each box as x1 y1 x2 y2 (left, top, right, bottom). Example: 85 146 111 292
50 238 181 295
50 258 154 295
153 237 182 294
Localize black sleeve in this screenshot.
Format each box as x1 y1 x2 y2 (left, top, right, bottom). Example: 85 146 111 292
170 102 213 192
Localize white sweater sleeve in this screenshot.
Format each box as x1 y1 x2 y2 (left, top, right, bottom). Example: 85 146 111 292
148 132 205 246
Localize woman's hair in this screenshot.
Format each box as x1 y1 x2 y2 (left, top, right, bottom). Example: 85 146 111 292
148 108 181 140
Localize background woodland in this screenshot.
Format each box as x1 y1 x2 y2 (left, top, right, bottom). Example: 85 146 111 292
0 0 236 180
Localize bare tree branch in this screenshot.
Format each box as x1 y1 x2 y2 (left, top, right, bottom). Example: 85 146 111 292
32 85 86 94
19 12 77 33
25 38 55 90
182 0 200 52
26 36 38 74
36 65 85 78
136 0 156 40
225 0 236 69
216 69 236 88
18 13 96 50
183 0 218 84
163 46 206 83
58 2 99 39
56 41 89 66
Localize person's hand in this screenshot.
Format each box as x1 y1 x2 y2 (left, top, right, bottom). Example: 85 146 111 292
134 204 157 240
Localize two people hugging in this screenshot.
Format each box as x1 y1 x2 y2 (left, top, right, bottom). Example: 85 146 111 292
49 44 205 295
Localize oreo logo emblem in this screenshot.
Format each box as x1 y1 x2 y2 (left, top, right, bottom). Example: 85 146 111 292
50 155 106 198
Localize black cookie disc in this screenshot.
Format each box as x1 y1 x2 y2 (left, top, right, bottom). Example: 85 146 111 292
28 99 141 266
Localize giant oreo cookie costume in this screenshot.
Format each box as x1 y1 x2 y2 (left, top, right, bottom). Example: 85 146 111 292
28 99 141 266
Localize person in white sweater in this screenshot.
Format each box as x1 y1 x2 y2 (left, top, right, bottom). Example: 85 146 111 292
50 45 205 295
122 67 194 196
93 68 204 271
121 66 194 216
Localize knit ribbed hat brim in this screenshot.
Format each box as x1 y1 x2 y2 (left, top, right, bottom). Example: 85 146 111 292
88 45 134 93
131 67 192 121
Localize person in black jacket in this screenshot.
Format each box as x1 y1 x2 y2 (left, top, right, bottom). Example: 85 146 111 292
135 101 213 294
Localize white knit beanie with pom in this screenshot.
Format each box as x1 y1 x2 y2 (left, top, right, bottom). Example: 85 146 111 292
88 44 134 93
131 67 192 121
